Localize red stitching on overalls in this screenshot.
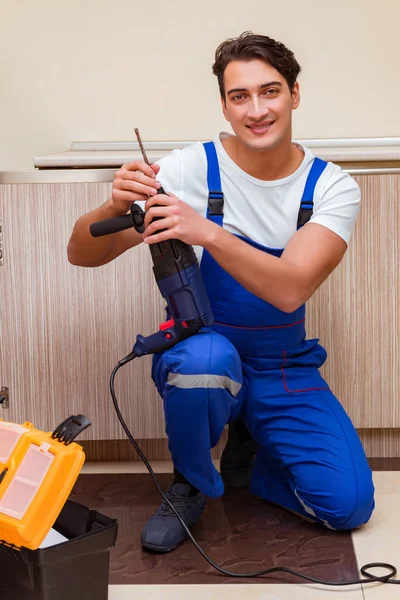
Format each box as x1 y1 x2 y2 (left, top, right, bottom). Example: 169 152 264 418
213 319 305 330
280 349 330 393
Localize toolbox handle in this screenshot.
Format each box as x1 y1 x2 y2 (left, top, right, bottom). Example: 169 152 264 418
51 415 91 445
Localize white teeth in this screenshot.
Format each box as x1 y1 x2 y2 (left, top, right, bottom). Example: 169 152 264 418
250 123 273 129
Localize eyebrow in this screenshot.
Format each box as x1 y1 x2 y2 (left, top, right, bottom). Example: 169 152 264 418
227 81 283 95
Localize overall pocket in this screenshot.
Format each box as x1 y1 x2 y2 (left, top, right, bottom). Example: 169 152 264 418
280 364 330 394
280 345 330 394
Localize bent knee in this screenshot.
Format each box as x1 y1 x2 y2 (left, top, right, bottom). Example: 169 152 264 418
296 475 375 531
155 329 242 378
152 329 243 398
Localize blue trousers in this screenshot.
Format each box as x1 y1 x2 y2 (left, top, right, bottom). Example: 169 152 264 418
152 328 375 530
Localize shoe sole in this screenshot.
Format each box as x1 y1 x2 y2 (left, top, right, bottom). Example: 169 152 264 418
141 517 201 553
142 541 180 552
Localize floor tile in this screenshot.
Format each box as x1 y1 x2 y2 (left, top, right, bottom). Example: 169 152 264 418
369 470 400 493
71 473 359 586
108 583 363 599
352 472 400 598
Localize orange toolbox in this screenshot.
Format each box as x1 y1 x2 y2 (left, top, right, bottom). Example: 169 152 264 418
0 416 88 549
0 415 118 600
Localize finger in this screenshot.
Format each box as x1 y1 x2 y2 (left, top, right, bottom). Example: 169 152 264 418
121 169 161 190
143 228 175 245
121 160 156 179
116 176 160 197
151 163 161 175
145 193 174 210
143 216 176 238
144 206 172 228
113 188 148 203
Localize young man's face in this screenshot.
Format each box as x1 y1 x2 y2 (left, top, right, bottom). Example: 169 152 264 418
221 59 300 152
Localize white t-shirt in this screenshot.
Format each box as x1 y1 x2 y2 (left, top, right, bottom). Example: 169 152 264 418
155 132 360 261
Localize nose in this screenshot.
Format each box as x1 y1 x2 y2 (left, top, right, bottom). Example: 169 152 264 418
247 95 269 120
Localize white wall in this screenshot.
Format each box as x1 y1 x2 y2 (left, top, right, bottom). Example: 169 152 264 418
0 0 399 170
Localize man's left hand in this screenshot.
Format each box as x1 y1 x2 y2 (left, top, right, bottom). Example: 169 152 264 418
143 193 217 247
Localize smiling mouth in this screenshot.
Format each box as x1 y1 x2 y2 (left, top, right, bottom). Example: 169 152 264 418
247 122 275 134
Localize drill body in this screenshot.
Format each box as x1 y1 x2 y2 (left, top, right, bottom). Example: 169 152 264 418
90 187 214 357
133 243 213 356
133 184 213 356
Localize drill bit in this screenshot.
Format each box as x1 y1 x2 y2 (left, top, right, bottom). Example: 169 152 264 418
134 128 150 165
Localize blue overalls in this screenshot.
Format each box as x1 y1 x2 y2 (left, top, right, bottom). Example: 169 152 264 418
152 142 375 530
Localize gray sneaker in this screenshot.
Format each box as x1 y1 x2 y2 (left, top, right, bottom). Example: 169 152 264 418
141 482 207 552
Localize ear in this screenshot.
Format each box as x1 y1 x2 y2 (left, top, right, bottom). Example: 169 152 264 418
221 96 230 122
292 82 300 110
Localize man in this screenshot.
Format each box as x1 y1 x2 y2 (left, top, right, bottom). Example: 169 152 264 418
68 31 375 553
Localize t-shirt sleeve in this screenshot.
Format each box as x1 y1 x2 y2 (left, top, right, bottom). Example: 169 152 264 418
134 150 183 212
154 150 184 198
310 165 361 245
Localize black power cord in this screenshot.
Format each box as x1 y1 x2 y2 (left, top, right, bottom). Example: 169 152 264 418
111 354 399 586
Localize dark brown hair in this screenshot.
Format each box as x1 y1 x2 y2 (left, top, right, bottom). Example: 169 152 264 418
212 31 301 99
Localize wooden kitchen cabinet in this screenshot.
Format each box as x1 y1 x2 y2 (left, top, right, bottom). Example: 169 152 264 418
0 180 167 439
0 172 399 441
307 174 400 428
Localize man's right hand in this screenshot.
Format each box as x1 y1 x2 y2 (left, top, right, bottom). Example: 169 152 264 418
111 160 162 214
67 159 162 267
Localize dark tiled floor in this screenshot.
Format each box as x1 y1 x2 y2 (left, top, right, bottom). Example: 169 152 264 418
71 473 358 585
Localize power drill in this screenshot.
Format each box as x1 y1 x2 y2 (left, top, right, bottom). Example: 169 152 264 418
89 131 213 358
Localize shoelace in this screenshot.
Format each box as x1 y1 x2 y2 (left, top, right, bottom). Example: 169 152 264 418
158 488 198 517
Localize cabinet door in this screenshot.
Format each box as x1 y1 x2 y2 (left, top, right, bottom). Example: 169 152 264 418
0 183 166 439
1 174 398 438
307 174 400 428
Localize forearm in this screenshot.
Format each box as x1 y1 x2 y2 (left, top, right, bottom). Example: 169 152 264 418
142 196 346 311
204 227 306 312
67 198 141 267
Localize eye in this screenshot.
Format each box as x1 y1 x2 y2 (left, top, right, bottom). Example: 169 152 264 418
263 88 279 96
231 94 246 101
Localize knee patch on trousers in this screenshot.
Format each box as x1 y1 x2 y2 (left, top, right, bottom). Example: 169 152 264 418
294 477 375 531
153 329 243 399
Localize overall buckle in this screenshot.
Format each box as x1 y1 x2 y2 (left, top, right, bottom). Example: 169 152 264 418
208 191 224 216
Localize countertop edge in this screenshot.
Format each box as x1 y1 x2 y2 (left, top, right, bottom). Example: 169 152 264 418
2 165 400 183
32 146 400 168
2 142 400 183
0 169 117 184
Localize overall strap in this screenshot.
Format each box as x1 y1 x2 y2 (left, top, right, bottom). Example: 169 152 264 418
297 157 328 229
203 141 224 226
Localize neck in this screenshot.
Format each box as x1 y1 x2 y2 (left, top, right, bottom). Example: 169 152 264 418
222 134 304 181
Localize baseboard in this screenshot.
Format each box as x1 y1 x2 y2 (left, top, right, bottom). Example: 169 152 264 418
81 429 400 461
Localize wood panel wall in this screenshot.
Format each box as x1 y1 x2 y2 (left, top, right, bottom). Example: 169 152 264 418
0 173 398 457
307 174 400 428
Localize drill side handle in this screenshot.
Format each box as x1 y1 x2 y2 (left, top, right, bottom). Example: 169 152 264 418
90 204 146 237
90 214 132 237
